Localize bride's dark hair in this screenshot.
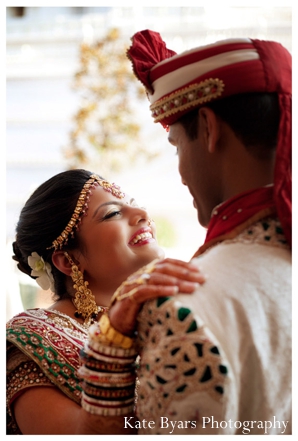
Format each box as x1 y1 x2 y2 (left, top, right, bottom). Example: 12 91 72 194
12 169 99 299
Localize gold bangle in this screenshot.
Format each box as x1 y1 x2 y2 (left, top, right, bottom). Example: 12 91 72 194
97 313 134 349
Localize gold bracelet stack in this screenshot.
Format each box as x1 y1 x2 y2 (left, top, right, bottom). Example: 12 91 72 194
78 315 137 416
97 314 134 349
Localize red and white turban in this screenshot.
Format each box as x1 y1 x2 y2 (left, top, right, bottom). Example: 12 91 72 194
127 30 292 247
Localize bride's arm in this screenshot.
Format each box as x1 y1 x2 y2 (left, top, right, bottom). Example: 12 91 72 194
13 386 137 435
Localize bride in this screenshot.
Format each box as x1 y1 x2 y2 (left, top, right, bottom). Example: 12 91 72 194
7 168 204 434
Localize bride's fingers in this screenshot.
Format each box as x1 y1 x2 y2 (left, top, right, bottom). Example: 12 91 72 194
127 281 199 304
157 258 202 272
154 261 205 283
145 272 200 293
158 257 199 269
122 269 203 297
121 284 181 306
126 263 205 285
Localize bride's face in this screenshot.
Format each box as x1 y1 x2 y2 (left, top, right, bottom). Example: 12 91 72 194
74 185 164 293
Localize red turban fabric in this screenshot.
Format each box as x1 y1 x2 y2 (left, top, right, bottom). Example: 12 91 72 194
127 30 292 247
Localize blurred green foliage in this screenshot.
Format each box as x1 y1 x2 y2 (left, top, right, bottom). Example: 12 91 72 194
154 216 177 248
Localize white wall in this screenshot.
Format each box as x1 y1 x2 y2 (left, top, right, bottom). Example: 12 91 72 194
5 6 292 316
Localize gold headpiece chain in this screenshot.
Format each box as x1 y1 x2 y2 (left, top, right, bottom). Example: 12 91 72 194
48 174 125 251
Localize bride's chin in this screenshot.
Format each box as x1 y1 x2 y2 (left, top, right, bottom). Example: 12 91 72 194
143 247 165 264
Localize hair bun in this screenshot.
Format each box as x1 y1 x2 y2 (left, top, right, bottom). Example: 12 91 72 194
12 241 33 278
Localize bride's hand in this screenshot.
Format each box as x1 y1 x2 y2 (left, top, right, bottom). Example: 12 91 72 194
108 258 205 337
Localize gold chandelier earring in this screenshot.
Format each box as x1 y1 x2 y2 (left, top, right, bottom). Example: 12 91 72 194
64 252 104 327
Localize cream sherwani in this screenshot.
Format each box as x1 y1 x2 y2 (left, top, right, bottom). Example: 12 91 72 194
135 218 291 435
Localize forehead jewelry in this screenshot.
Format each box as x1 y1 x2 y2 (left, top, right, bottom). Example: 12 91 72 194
49 174 125 250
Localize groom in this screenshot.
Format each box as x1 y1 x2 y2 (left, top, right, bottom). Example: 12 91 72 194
127 31 292 434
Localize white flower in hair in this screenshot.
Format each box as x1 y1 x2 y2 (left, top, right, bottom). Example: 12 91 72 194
28 252 55 292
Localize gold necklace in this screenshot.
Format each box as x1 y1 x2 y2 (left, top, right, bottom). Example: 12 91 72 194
71 300 109 328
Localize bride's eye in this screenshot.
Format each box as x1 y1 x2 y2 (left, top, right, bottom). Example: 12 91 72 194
103 210 121 220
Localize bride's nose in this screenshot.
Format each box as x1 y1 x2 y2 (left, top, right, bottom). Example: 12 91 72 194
129 206 149 225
